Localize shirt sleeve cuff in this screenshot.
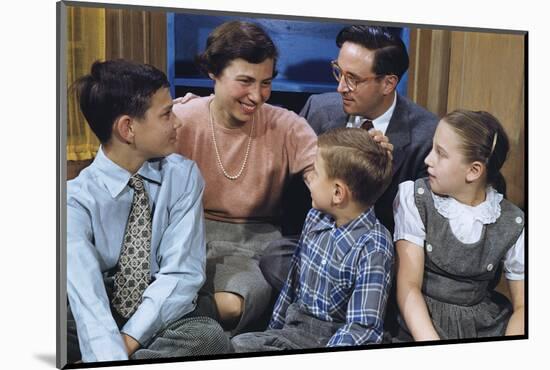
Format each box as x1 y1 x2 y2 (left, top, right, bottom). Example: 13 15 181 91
82 334 129 362
504 272 524 281
121 297 163 345
393 232 424 247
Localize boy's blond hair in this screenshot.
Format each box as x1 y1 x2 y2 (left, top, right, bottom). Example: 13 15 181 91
317 128 392 207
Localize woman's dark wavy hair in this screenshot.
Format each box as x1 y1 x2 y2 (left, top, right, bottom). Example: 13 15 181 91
195 21 278 77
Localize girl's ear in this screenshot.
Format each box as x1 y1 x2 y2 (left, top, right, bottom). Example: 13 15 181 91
208 72 216 80
466 160 485 183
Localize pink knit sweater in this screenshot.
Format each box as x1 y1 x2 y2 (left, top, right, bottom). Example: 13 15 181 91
174 96 317 223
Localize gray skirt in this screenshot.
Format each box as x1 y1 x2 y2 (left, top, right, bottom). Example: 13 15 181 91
393 291 513 341
204 219 282 334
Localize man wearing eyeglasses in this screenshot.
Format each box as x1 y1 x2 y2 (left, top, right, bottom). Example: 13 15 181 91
301 25 438 233
260 25 438 340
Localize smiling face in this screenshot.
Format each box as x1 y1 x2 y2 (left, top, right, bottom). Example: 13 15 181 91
336 42 388 119
131 87 180 159
424 120 473 197
210 58 274 127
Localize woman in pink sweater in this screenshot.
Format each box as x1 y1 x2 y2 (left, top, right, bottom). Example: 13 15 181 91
173 21 317 334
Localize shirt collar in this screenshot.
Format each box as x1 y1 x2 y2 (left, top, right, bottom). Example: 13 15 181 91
309 207 378 255
93 146 162 198
431 186 503 224
309 207 377 235
309 209 336 232
346 91 397 135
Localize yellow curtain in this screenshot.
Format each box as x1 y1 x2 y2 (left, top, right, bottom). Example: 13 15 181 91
66 7 105 161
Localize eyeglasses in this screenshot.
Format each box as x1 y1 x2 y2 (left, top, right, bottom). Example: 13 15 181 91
331 60 382 92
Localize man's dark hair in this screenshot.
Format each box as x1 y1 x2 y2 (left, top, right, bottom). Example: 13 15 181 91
73 59 170 144
336 25 409 81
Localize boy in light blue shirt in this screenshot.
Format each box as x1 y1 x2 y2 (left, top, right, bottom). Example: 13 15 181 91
66 59 231 364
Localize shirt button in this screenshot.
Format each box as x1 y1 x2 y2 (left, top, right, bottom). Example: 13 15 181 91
426 244 433 252
321 259 327 265
515 216 522 224
487 264 494 271
417 187 425 195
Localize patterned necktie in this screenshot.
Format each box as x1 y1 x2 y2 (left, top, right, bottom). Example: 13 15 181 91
112 174 152 318
361 119 374 131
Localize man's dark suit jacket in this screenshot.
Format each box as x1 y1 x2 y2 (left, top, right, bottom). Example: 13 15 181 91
301 91 439 233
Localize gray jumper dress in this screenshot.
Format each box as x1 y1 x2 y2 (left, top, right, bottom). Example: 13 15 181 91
396 178 524 340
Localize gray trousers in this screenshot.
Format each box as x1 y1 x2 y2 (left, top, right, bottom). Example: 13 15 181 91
204 220 282 334
131 315 231 360
67 284 232 363
231 303 341 353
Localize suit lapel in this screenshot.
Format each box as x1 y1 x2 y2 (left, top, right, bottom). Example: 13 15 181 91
385 94 411 176
331 96 349 129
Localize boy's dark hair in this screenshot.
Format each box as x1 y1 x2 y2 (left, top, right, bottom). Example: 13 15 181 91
318 128 392 207
336 25 409 81
73 59 170 144
195 20 279 77
443 109 510 195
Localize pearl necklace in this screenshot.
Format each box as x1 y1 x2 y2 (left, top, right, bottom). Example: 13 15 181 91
209 101 254 180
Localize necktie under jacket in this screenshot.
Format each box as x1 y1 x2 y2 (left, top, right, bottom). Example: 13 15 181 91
361 119 374 131
112 174 152 318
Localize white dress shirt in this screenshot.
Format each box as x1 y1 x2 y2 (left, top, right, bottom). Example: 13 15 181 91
346 92 397 135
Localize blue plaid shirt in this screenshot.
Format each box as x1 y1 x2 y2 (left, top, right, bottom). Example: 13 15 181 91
269 207 394 346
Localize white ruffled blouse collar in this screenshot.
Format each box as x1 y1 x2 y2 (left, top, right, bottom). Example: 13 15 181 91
431 187 503 224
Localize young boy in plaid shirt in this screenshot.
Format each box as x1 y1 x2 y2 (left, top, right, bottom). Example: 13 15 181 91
232 127 394 351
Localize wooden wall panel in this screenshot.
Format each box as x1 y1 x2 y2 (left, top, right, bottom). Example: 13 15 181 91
105 9 167 73
426 30 451 117
408 28 451 117
447 32 525 208
408 28 431 110
68 9 167 180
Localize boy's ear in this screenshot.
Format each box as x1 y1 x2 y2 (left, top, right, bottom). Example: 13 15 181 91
332 180 348 206
466 160 485 183
113 115 134 144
